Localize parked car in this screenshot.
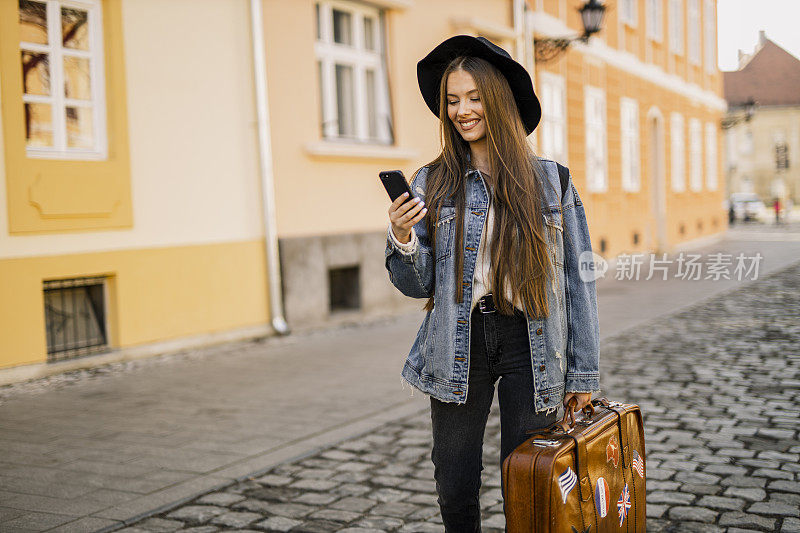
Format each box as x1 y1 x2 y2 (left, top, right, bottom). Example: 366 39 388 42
728 192 766 222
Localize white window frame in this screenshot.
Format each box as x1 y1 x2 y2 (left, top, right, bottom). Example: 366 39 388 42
20 0 108 160
621 0 637 26
315 0 393 144
668 0 683 54
620 97 640 192
688 0 700 64
670 112 686 192
646 0 663 42
584 86 607 193
703 0 716 73
689 118 703 191
538 71 567 165
741 129 754 155
705 122 718 191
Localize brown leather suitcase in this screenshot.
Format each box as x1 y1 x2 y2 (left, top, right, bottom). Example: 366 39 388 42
502 397 647 532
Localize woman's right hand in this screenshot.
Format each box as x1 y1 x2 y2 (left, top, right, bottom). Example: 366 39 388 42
388 193 427 244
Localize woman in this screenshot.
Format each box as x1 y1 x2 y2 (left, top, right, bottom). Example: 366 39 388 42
384 35 600 531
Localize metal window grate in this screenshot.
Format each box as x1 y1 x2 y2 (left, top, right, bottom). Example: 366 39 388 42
329 266 360 312
43 276 109 362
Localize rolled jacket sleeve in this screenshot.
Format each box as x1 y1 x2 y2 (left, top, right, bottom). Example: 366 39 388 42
387 225 418 255
560 170 601 393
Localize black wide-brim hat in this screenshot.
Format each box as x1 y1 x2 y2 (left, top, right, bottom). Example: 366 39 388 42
417 35 541 135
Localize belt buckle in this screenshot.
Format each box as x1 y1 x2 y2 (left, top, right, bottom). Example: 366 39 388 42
478 294 495 314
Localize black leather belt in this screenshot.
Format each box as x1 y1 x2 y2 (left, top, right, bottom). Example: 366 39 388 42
477 293 496 314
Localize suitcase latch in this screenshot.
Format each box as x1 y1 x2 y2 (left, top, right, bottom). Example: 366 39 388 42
532 438 561 447
608 400 635 409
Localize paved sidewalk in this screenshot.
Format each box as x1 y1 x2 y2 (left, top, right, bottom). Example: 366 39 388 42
113 258 800 533
0 223 799 532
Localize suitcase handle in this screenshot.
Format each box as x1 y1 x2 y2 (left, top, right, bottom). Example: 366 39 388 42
526 396 597 436
525 396 627 438
558 396 579 432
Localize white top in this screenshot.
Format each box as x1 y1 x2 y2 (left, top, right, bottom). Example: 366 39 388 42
388 186 524 314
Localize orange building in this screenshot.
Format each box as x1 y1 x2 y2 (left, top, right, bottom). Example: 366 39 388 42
530 0 726 256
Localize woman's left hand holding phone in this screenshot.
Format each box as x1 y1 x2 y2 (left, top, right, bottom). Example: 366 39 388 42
388 193 427 244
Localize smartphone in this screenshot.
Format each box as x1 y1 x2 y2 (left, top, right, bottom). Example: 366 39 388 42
379 170 415 203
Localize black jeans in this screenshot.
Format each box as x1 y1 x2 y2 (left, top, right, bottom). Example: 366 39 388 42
430 298 558 532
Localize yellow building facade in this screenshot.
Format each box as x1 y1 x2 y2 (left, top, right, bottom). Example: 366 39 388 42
0 0 725 379
0 0 271 379
531 0 725 256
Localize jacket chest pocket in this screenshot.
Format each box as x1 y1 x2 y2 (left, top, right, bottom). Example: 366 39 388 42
435 207 456 263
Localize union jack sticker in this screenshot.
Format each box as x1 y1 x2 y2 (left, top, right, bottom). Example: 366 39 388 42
617 483 631 526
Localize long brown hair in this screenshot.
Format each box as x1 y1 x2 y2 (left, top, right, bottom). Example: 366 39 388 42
420 55 559 317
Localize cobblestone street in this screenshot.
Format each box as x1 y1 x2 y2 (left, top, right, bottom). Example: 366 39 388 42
114 260 800 533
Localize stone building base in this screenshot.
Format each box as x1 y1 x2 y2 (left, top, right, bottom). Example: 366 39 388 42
278 230 423 331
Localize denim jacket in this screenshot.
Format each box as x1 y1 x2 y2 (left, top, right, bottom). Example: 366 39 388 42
384 158 600 414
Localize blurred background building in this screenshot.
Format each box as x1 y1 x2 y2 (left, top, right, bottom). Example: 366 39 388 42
0 0 724 379
723 30 800 206
532 0 724 258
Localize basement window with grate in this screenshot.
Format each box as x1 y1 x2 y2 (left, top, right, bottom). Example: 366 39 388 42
43 276 109 362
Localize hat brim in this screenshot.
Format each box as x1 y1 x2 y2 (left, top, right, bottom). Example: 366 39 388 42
417 35 541 135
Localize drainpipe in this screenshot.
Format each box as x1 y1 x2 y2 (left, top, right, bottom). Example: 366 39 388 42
515 0 538 150
513 0 526 65
250 0 290 335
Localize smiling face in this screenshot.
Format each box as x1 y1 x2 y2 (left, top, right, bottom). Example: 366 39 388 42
446 69 486 143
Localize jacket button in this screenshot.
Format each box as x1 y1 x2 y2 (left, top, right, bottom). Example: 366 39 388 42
543 396 550 403
539 364 546 372
536 328 543 335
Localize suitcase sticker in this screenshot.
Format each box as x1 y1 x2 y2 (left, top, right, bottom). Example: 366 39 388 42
632 450 645 479
617 483 631 526
594 477 610 518
606 435 619 468
558 466 577 503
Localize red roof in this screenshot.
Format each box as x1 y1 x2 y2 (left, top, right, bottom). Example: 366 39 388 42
723 39 800 107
